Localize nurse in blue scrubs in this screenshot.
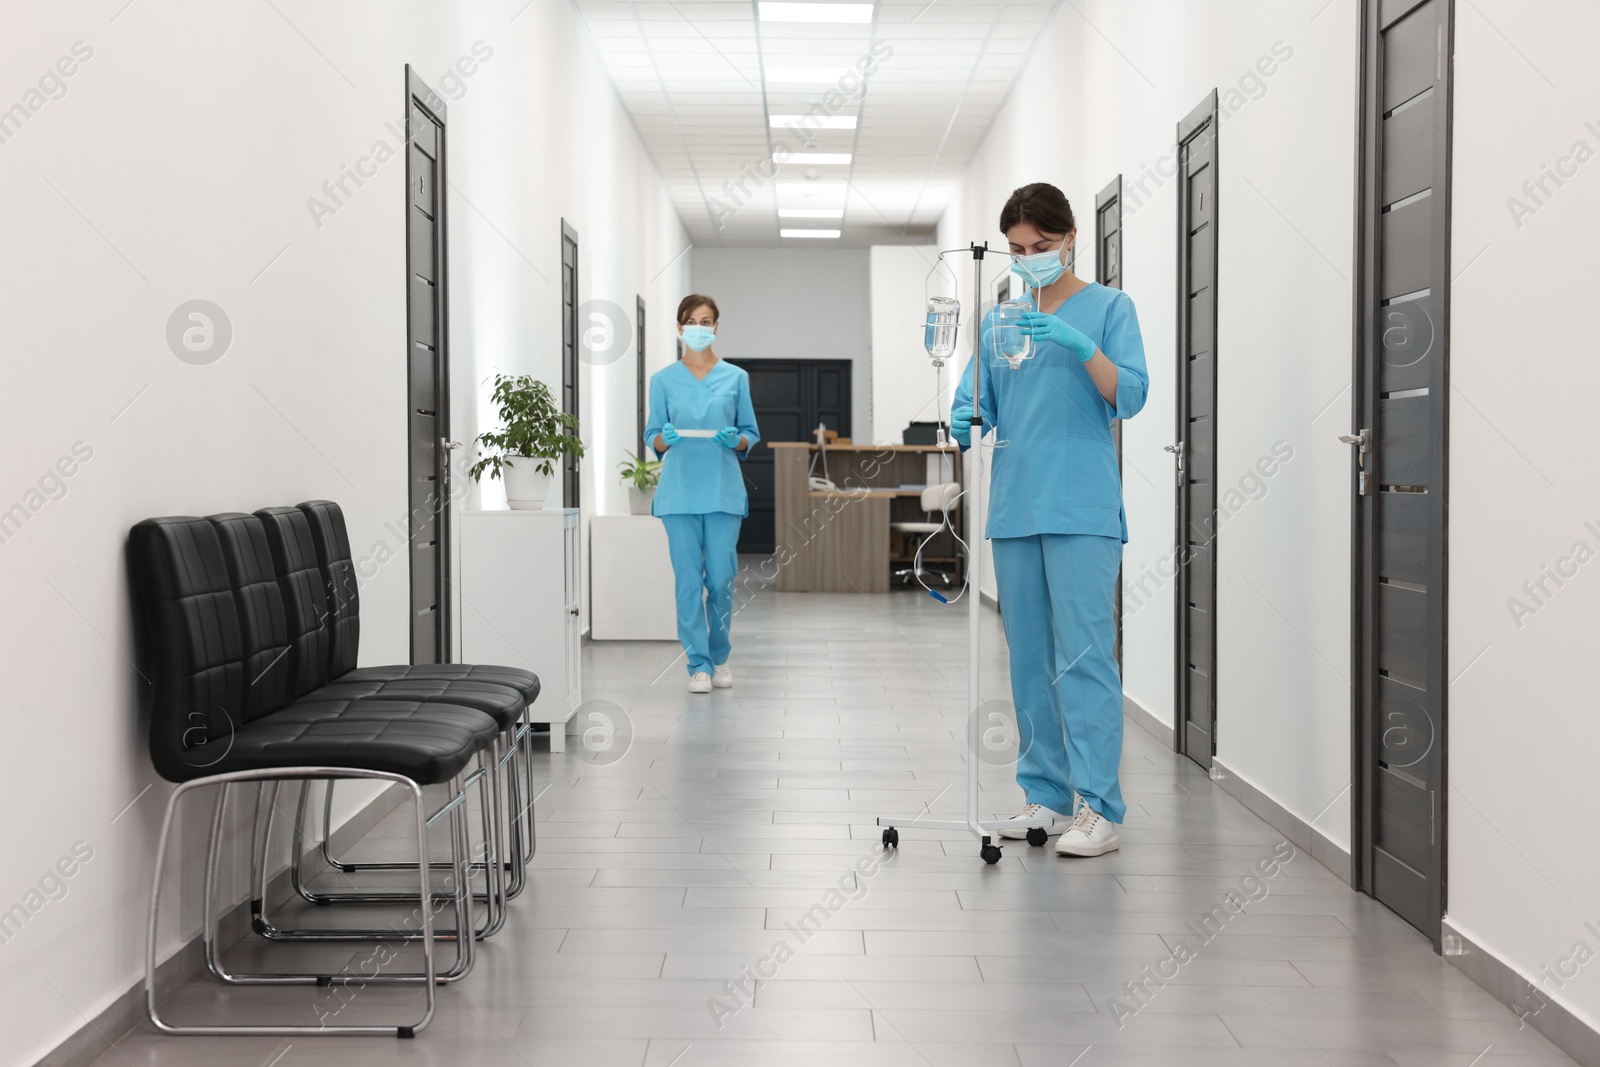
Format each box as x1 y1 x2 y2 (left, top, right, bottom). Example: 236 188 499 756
952 183 1149 857
645 294 762 694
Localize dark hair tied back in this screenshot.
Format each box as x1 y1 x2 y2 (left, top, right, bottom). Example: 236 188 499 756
677 294 720 325
999 182 1075 237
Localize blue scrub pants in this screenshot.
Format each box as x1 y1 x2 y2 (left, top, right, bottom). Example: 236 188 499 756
660 512 743 676
991 533 1126 823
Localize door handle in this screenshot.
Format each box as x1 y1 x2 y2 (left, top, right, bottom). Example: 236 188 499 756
1339 429 1372 495
439 438 463 482
1163 443 1185 482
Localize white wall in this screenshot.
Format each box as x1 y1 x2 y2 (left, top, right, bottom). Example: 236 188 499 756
869 244 956 445
690 247 874 443
1446 0 1600 1033
940 0 1358 847
0 2 685 1062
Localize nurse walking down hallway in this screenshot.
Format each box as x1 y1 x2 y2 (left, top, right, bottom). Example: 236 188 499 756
645 295 762 694
953 183 1149 857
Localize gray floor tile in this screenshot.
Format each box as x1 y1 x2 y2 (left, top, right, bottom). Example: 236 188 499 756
97 571 1576 1066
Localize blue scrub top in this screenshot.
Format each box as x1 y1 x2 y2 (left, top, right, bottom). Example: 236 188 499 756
953 283 1148 542
644 360 762 517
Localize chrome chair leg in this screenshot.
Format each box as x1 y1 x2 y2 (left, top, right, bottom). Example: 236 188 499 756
222 773 476 982
297 732 523 919
285 752 506 939
147 768 437 1037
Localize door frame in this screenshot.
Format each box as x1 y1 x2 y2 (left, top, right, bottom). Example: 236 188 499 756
1096 175 1123 669
1349 0 1454 943
635 295 647 456
1174 91 1219 768
560 219 580 509
403 65 450 664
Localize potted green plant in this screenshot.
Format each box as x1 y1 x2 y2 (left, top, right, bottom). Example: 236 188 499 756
469 373 584 509
618 451 662 515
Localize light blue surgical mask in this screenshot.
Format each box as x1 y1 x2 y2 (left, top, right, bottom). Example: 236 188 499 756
1010 245 1067 289
681 324 716 351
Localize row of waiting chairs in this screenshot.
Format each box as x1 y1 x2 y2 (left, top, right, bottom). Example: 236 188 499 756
129 500 543 1038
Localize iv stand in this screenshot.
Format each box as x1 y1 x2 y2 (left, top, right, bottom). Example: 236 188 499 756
875 242 1052 865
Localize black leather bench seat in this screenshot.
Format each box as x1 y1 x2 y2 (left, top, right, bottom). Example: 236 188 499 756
182 697 494 782
309 678 525 732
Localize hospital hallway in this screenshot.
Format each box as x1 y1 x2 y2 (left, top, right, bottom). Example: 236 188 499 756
84 568 1576 1066
8 0 1600 1064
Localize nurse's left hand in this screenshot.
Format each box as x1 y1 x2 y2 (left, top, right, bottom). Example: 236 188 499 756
1020 311 1097 363
713 426 742 449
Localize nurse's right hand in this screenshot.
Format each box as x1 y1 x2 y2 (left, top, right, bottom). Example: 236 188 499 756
950 406 972 447
662 423 681 446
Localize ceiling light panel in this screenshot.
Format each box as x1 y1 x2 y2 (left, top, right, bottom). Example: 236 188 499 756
759 3 874 24
776 152 852 164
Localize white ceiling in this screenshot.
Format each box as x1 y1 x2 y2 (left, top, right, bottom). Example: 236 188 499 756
574 0 1060 246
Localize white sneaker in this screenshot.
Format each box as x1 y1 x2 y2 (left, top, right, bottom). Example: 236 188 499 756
997 802 1069 839
1055 800 1120 857
688 672 713 694
712 664 733 689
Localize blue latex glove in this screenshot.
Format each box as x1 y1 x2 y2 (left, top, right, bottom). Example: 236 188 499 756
950 405 973 447
714 426 742 449
1020 311 1097 363
661 423 681 446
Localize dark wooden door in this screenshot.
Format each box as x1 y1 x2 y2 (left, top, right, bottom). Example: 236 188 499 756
725 359 852 555
1352 0 1452 944
561 220 580 508
1097 175 1124 669
404 67 450 664
1174 92 1219 770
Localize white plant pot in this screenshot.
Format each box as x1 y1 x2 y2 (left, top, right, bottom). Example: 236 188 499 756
627 486 656 515
502 458 553 510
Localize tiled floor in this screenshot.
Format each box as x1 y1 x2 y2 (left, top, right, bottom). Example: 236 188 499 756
94 567 1577 1066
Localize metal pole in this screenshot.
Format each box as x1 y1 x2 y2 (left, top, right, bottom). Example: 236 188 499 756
966 243 986 841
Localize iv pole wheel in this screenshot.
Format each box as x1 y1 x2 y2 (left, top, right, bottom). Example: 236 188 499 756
882 827 899 848
1026 827 1048 847
980 842 1002 865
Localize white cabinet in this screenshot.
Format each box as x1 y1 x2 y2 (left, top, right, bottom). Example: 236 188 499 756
590 516 678 641
459 508 580 751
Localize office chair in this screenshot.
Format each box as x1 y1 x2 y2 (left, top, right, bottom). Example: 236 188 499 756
891 481 961 586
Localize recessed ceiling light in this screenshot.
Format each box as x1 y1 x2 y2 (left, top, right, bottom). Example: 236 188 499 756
781 228 843 238
775 152 852 165
779 208 845 218
770 114 857 130
777 181 847 198
764 67 845 84
759 3 873 24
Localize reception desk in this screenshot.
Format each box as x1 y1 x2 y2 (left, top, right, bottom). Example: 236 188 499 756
768 442 962 593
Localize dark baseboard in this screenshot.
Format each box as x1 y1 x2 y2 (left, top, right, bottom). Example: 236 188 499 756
1441 920 1600 1067
32 782 411 1067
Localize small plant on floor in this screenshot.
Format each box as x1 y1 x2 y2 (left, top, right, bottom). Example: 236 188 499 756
469 373 585 482
618 451 662 491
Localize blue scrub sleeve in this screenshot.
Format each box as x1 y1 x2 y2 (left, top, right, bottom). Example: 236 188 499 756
734 373 761 461
1105 292 1149 421
950 329 997 454
644 374 669 458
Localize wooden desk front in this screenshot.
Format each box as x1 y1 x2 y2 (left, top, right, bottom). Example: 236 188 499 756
768 442 961 593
